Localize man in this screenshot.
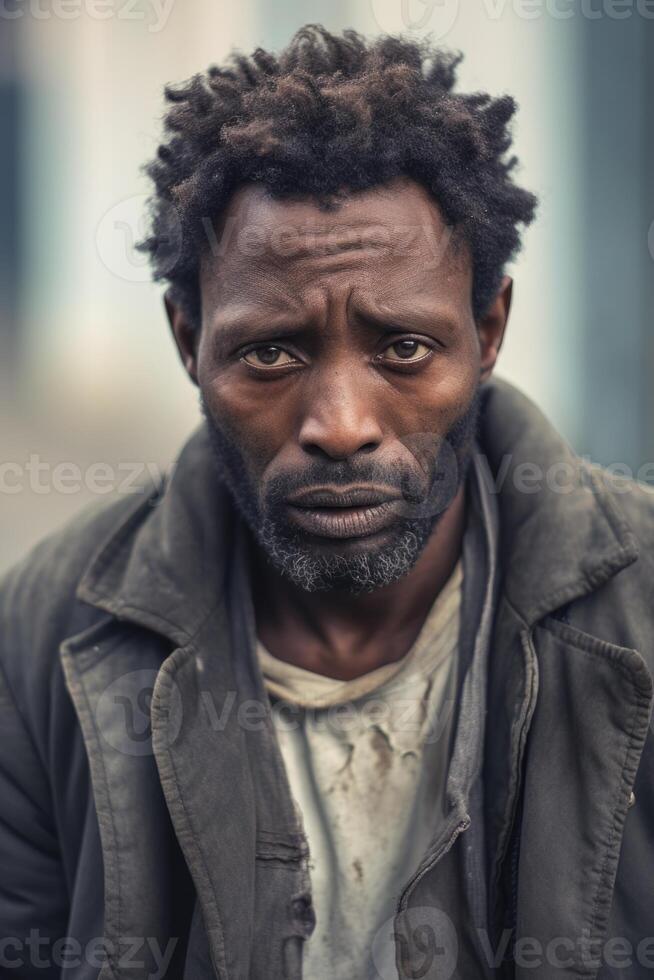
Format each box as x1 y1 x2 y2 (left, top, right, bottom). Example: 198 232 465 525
1 24 653 980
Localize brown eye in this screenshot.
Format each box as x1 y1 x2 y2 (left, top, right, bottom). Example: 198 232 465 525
381 339 432 363
242 346 296 368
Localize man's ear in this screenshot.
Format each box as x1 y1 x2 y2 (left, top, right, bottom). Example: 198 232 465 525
164 291 199 386
478 275 512 383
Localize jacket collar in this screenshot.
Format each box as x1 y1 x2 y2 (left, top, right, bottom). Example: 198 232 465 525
76 378 639 636
479 378 638 624
76 427 235 645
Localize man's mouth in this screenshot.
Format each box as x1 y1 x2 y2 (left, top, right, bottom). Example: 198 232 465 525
285 485 403 539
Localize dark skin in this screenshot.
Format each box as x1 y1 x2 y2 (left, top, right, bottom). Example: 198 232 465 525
167 177 511 680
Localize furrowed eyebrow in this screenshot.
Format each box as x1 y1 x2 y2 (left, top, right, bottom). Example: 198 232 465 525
356 304 461 339
209 312 307 358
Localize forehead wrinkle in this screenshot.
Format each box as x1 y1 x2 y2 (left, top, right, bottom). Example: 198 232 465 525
219 248 383 310
376 246 472 304
244 233 395 277
284 241 393 265
207 255 303 316
257 251 451 318
204 213 471 325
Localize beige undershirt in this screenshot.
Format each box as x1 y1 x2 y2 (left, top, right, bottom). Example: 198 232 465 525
257 558 463 980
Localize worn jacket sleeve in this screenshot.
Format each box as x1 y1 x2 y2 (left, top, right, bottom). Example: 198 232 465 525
0 651 68 978
0 504 116 980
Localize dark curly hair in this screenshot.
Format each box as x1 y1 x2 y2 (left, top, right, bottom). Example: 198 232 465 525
139 24 537 327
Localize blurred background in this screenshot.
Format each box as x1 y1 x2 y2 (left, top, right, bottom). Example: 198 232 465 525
0 0 652 573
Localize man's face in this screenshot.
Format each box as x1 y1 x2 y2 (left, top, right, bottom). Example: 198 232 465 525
170 177 507 592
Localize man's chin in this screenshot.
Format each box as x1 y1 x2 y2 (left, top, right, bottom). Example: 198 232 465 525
256 517 435 594
292 523 398 555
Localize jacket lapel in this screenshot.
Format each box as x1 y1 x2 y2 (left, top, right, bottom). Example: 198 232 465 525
150 601 258 980
62 429 262 979
60 615 185 980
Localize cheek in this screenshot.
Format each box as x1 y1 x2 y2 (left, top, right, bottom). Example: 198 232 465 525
387 358 478 482
436 357 479 419
400 354 479 438
200 369 293 477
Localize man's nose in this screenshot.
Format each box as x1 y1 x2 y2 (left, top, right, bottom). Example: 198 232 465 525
298 372 384 460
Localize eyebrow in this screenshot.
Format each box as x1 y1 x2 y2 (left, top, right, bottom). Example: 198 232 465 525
208 298 463 358
354 300 462 340
208 310 308 358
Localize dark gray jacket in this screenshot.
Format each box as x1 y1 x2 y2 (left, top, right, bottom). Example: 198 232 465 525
1 379 653 980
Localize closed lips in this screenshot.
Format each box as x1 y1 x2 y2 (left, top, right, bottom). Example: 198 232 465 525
285 487 402 539
286 486 402 508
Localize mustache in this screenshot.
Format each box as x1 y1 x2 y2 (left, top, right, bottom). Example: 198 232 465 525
263 447 448 510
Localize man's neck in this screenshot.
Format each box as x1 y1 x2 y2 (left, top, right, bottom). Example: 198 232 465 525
250 485 467 681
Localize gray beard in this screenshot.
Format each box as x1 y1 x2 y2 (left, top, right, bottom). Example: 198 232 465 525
258 514 430 594
200 391 480 594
